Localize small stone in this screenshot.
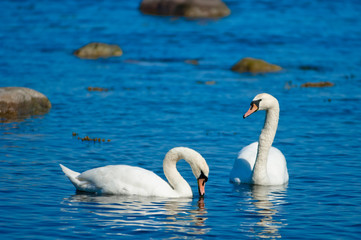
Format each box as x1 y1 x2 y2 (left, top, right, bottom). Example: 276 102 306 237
74 42 123 59
231 57 282 74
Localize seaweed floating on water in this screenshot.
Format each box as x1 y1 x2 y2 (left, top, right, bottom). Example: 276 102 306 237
284 81 334 90
87 87 109 92
72 132 111 143
299 65 322 71
301 81 334 88
196 80 216 85
185 59 199 65
284 81 297 90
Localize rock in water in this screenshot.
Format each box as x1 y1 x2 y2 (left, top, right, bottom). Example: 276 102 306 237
0 87 51 121
139 0 230 18
231 57 282 74
74 42 123 59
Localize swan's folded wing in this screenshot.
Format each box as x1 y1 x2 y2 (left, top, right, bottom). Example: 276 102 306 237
79 165 176 197
230 142 258 184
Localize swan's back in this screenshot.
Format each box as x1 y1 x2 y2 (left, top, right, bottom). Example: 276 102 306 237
60 164 177 197
230 142 288 185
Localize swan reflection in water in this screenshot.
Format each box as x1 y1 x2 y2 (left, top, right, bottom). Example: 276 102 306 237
61 192 209 236
234 184 288 239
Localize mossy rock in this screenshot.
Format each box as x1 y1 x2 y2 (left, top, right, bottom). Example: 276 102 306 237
139 0 230 18
231 57 282 74
0 87 51 121
74 42 123 59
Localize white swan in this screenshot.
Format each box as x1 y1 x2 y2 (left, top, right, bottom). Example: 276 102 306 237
60 147 209 198
230 93 289 185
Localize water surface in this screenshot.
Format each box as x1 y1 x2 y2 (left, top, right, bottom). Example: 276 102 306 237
1 0 361 239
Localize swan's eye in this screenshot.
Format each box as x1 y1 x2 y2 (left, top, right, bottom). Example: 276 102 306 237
250 99 262 110
203 176 208 184
198 171 208 183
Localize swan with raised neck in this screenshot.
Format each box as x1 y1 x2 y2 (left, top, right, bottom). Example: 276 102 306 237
230 93 288 185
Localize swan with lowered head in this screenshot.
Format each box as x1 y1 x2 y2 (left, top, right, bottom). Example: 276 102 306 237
60 147 209 198
230 93 288 185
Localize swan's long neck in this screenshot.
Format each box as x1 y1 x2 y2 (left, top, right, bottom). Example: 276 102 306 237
163 148 193 197
252 106 279 185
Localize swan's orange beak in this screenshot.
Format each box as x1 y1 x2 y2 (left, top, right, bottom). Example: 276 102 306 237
197 178 207 197
243 103 258 119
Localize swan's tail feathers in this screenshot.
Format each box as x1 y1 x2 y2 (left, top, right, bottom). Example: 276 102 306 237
60 164 79 179
59 164 97 193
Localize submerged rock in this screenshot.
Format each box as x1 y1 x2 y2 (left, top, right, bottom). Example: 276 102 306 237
74 42 123 59
0 87 51 121
231 57 282 74
299 65 322 71
139 0 230 18
301 81 334 88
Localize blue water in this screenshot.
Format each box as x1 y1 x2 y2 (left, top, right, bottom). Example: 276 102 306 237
1 0 361 239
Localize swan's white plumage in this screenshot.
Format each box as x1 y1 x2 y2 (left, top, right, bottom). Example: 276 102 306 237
60 147 209 198
230 142 288 185
68 165 177 197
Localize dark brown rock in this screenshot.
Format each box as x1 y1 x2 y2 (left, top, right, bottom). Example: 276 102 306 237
0 87 51 121
74 42 123 59
231 57 282 74
139 0 230 18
